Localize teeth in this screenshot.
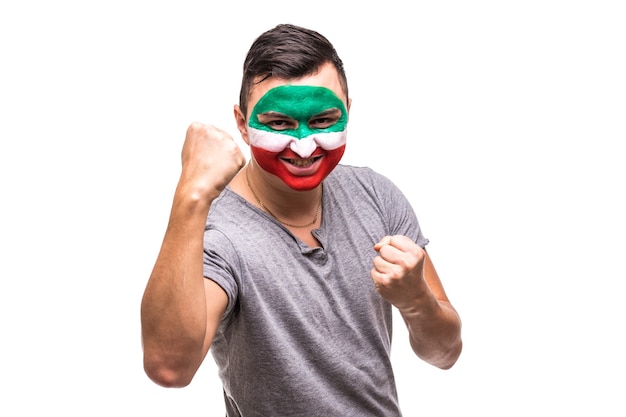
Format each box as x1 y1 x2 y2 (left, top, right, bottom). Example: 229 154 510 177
288 156 320 167
291 158 313 167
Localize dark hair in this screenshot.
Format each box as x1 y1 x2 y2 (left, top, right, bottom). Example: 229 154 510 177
239 24 348 117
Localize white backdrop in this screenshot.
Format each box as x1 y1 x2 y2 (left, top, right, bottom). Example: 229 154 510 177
1 1 625 415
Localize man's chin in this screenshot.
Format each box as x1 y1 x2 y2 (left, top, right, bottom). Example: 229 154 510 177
282 174 327 191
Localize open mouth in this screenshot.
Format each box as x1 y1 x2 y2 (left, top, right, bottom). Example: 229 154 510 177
282 155 324 168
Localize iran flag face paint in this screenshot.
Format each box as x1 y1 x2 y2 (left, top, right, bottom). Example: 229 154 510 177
248 85 348 191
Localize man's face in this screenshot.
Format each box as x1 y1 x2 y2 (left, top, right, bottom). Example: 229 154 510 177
244 63 349 191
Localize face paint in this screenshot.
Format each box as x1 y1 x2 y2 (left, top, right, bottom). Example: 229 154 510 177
247 85 348 191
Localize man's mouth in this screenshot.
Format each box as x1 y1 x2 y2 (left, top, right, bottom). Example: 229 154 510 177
281 155 324 168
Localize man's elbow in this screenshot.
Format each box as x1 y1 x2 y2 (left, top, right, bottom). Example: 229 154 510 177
428 339 463 370
143 357 195 388
412 336 463 370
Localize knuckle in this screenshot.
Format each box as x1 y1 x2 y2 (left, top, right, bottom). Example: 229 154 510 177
188 121 204 133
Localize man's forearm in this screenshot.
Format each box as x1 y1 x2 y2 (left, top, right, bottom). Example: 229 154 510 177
140 188 213 386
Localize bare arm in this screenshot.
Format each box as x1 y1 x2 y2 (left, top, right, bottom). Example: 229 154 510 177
371 236 462 369
141 123 245 387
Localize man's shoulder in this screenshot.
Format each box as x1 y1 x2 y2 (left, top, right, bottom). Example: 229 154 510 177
329 164 388 186
330 163 374 179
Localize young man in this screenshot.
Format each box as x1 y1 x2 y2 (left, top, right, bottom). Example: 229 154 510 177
141 23 462 416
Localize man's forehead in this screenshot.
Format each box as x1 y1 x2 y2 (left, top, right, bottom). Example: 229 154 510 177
246 63 346 113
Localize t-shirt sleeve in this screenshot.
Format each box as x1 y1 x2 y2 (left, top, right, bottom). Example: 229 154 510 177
203 228 240 320
368 169 430 248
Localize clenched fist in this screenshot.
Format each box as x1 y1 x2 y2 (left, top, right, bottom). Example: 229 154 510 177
179 122 246 201
371 235 427 311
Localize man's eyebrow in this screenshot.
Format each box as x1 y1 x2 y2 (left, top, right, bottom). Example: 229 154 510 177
256 111 292 119
310 108 342 118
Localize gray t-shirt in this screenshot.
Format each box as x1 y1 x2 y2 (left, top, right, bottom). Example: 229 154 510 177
203 164 428 416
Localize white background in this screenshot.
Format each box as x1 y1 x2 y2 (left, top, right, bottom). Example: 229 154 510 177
1 1 625 415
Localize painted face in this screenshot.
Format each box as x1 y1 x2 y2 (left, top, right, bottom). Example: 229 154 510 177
248 85 348 191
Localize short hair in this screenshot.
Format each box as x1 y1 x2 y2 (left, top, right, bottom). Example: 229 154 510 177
239 24 348 118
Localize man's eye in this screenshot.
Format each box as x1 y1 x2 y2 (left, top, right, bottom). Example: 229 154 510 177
267 119 296 131
309 117 337 129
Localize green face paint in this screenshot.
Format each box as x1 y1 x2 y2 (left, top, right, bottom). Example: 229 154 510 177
248 85 348 139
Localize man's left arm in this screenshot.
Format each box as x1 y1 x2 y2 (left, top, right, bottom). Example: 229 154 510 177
371 235 463 369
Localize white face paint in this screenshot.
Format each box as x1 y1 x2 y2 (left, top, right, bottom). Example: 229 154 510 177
247 128 346 158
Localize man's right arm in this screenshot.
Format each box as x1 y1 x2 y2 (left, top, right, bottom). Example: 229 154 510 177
140 123 245 388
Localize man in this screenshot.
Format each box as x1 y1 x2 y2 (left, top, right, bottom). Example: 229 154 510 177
141 23 462 416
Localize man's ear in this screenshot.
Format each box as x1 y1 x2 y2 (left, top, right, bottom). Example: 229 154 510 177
346 97 352 113
234 105 249 145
